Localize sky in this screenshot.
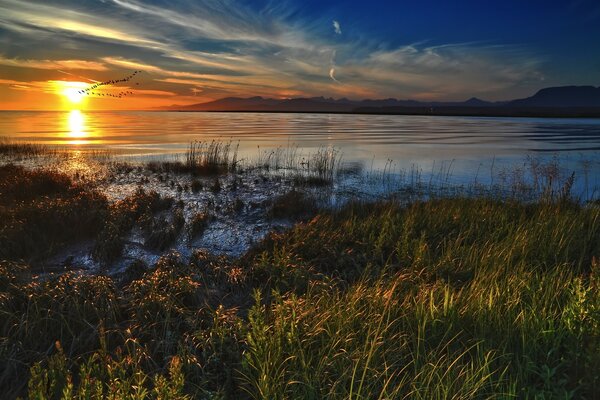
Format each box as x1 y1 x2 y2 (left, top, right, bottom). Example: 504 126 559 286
1 0 599 110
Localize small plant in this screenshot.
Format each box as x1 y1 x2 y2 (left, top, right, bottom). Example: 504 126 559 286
210 178 222 193
268 190 318 219
92 189 174 263
189 212 211 238
191 179 203 192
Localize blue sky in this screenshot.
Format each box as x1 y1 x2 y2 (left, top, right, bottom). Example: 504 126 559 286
1 0 599 109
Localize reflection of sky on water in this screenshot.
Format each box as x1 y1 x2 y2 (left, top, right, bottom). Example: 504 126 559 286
2 110 600 195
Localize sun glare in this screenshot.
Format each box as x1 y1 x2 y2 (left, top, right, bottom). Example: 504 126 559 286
64 87 84 104
52 81 88 108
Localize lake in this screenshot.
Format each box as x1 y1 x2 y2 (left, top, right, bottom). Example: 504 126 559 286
2 110 600 195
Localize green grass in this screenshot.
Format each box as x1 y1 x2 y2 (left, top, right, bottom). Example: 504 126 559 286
1 197 599 398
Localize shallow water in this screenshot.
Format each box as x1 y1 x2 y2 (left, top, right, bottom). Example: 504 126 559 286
2 110 600 193
4 110 600 273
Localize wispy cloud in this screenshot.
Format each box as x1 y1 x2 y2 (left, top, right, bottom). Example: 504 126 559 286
333 20 342 35
0 56 107 71
0 0 547 107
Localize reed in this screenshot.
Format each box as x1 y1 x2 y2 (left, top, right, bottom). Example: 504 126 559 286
0 137 49 157
186 140 239 174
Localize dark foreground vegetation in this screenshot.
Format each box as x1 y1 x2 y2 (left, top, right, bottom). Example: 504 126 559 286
0 164 184 268
0 164 107 264
1 160 599 399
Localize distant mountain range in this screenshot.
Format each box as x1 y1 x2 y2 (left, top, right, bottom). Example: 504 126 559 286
161 86 600 117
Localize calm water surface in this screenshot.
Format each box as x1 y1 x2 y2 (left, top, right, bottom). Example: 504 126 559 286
2 110 600 192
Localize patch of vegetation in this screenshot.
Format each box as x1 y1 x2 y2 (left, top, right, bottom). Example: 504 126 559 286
0 164 108 264
186 140 239 175
191 178 203 193
1 198 599 398
146 141 239 177
145 207 186 251
93 188 174 263
189 211 211 239
0 138 48 157
268 189 318 219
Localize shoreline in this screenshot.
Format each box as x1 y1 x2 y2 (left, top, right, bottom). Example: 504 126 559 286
3 108 600 119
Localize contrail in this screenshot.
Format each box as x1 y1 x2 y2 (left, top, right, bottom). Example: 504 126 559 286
56 69 100 83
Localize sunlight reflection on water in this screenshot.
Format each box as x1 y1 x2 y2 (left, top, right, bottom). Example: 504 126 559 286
2 110 600 189
67 110 87 144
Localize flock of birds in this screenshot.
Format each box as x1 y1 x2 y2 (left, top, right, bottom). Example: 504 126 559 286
77 70 143 99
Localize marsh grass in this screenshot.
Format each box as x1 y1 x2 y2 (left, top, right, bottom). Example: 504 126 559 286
0 164 108 264
0 138 113 165
254 145 342 186
2 196 598 398
241 199 600 399
2 147 600 398
93 188 175 262
146 140 239 177
0 138 48 157
268 190 318 219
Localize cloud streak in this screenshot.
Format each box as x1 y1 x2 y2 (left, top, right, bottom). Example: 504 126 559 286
0 0 548 109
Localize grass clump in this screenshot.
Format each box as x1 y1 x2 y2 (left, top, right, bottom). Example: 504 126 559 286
146 140 239 177
92 188 174 263
268 190 317 219
189 212 211 239
145 206 186 251
293 147 342 186
186 140 239 175
0 164 107 264
1 197 600 398
0 137 48 157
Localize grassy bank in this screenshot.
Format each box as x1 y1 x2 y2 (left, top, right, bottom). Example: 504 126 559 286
1 195 599 398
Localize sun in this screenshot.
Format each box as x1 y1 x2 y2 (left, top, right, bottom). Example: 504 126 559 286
50 81 89 108
63 87 84 104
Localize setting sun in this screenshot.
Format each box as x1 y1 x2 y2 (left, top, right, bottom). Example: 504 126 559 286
63 87 84 104
51 81 88 107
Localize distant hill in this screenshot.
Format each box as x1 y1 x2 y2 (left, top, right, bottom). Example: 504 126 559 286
175 96 280 111
163 86 600 117
508 86 600 107
168 96 502 112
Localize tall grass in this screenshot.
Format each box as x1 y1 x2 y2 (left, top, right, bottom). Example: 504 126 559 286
254 145 342 186
0 164 108 264
2 197 598 398
0 137 48 157
241 199 600 399
186 140 239 174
